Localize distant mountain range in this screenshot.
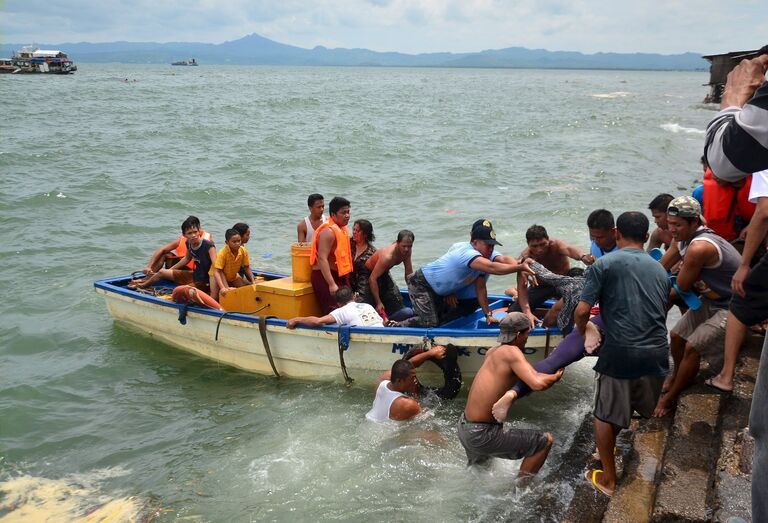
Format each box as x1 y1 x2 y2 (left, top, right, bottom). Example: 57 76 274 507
0 33 708 70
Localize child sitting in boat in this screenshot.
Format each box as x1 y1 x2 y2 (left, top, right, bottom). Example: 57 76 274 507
210 228 255 301
135 217 216 294
137 215 213 283
287 286 383 328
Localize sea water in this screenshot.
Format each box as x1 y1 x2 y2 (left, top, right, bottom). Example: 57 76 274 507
0 65 713 521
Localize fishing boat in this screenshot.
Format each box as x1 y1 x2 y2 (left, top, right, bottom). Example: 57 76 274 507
94 268 562 385
171 59 198 66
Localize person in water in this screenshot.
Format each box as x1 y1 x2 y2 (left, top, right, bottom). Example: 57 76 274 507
310 196 353 314
363 229 415 321
209 228 254 302
397 220 534 328
458 312 562 479
297 193 326 243
508 224 589 327
366 343 461 422
287 286 383 329
135 216 216 294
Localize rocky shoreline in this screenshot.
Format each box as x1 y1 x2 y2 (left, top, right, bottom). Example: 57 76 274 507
558 331 762 522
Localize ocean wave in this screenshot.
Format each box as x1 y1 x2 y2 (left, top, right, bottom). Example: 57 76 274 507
659 123 705 135
591 91 630 99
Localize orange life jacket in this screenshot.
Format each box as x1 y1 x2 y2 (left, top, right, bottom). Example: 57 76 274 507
176 230 212 269
309 218 353 276
702 169 755 241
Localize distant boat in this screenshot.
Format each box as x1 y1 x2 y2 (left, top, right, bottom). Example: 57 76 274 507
7 46 77 74
171 58 198 66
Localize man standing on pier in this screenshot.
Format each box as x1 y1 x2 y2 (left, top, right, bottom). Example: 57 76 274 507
574 212 670 497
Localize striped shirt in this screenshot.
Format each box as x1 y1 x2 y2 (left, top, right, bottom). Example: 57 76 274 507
705 80 768 182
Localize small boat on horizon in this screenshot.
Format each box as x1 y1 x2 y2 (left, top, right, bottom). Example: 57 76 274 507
171 58 198 66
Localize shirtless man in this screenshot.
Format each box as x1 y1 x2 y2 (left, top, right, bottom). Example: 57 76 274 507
365 229 415 319
310 196 353 314
458 312 563 478
509 224 588 327
297 193 326 243
647 194 674 252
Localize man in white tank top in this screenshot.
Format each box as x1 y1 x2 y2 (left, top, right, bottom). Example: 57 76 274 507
297 193 327 243
366 345 449 422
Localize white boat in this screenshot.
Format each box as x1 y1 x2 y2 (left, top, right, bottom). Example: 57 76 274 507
94 270 562 385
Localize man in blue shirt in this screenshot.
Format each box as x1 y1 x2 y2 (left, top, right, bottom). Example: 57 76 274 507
574 211 670 497
397 220 533 328
583 209 618 265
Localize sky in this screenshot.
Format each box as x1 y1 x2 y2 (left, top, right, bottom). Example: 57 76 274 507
2 0 766 55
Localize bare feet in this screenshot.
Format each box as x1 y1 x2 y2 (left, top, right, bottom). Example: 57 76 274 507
584 321 602 354
652 396 675 418
492 390 518 423
661 373 675 395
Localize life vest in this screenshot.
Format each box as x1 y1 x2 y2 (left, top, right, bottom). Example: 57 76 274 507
702 168 755 241
176 230 212 269
309 218 353 276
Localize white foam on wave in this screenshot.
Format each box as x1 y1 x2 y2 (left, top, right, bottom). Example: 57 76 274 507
591 91 630 99
0 470 144 523
660 123 705 135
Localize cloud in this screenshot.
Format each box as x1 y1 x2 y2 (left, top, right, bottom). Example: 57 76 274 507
2 0 766 54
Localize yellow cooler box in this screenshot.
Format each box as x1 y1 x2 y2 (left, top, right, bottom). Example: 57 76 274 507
257 277 322 319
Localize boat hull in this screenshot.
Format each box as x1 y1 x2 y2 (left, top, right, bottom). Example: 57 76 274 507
95 275 562 384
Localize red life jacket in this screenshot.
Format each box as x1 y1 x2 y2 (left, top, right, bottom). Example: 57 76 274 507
702 169 755 241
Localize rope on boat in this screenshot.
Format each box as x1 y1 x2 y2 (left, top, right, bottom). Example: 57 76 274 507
214 304 270 341
337 325 354 387
258 314 281 378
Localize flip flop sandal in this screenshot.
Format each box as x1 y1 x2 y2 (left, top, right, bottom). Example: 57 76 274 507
585 469 613 497
705 377 733 394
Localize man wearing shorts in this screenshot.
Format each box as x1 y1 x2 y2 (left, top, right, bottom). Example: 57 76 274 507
458 312 562 479
574 211 670 497
652 196 741 417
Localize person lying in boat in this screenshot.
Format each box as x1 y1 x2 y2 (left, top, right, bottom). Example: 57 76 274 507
134 217 216 294
395 219 534 328
287 286 383 329
136 215 213 284
357 228 415 322
297 193 326 243
458 312 562 480
366 343 461 422
210 228 255 302
507 224 589 327
310 196 353 314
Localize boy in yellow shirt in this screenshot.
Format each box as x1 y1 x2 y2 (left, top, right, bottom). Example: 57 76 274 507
210 228 254 301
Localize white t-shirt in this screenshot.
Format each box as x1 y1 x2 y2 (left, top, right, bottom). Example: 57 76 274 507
748 170 768 203
329 301 384 327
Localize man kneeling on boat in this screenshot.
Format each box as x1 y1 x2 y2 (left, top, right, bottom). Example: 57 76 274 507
287 286 384 329
367 343 460 422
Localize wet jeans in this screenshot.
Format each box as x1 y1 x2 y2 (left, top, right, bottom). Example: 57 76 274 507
750 334 768 522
